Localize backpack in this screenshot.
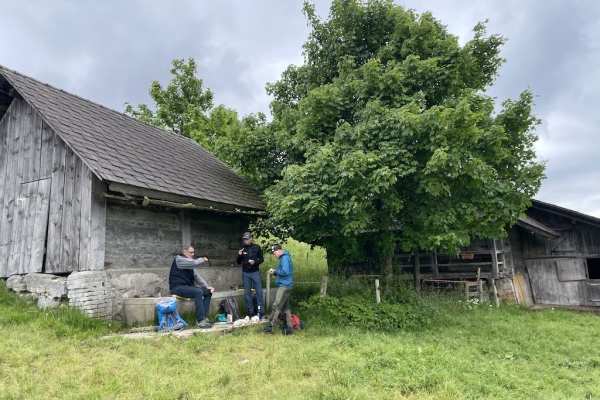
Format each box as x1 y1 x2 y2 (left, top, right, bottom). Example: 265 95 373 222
278 311 303 331
156 298 187 332
220 298 241 322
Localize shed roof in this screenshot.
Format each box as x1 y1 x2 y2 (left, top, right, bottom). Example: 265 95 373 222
0 65 265 211
531 199 600 229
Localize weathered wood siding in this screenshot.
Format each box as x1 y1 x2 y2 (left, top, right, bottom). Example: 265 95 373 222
0 99 101 277
188 210 244 269
516 207 600 306
104 200 182 269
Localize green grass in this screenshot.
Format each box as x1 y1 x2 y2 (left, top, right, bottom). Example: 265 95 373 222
2 245 600 399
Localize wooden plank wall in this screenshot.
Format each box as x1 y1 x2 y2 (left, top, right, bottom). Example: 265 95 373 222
0 99 99 277
103 201 181 269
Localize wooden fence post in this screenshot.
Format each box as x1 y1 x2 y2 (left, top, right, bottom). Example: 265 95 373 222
320 276 328 298
375 279 381 304
413 247 421 294
490 278 500 307
477 268 484 302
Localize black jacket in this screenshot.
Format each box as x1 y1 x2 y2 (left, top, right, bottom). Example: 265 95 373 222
236 243 264 273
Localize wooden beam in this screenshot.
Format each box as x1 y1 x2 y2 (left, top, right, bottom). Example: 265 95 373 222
102 192 268 216
0 88 22 100
108 182 265 213
491 240 499 279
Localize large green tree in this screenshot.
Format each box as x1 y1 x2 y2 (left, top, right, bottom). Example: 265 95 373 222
124 58 278 190
124 57 215 145
265 0 545 274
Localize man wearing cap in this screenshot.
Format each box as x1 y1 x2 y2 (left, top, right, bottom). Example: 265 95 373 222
236 232 265 318
264 244 294 335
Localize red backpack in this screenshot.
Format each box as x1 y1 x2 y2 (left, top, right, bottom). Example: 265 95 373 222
278 311 304 330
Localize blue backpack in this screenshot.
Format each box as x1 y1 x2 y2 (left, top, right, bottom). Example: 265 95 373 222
156 298 187 332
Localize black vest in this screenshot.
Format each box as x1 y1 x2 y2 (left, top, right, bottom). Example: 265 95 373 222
169 254 194 290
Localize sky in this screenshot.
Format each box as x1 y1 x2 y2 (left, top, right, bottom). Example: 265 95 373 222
2 0 599 216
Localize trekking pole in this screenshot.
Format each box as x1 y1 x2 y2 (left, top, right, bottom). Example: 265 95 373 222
266 270 271 312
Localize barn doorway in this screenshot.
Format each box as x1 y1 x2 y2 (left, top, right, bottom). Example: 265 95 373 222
587 258 600 279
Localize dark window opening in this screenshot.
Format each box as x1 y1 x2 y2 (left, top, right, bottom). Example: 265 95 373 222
587 258 600 279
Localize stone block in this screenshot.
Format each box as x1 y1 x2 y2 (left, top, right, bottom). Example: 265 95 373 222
6 275 26 292
24 273 68 298
37 295 63 309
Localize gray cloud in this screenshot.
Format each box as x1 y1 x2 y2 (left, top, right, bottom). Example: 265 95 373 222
2 0 599 216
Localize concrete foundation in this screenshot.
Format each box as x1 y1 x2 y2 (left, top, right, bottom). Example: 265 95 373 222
123 289 276 326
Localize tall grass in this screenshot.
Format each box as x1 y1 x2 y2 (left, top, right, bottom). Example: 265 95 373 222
2 246 600 399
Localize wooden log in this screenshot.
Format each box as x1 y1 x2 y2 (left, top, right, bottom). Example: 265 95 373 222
375 279 381 304
320 276 328 298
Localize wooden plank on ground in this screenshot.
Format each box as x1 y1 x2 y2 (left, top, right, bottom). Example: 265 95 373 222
45 134 67 273
29 178 51 273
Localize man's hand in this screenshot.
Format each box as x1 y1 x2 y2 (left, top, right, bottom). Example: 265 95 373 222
268 268 275 275
249 260 255 265
207 286 214 293
238 249 243 256
202 257 209 262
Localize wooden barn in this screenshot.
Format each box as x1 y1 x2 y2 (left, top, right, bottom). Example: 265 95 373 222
0 66 264 319
332 199 600 309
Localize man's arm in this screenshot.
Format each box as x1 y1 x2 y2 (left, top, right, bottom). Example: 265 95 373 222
255 245 264 266
193 270 208 288
175 255 206 269
274 257 291 277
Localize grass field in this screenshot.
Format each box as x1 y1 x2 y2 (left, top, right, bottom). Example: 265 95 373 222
1 241 600 399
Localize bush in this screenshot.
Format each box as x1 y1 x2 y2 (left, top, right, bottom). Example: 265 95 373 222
299 277 439 331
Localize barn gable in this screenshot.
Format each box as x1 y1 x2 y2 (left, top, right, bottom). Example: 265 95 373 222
0 65 264 211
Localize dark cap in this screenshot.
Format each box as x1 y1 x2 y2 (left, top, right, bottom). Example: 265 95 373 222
269 244 282 254
242 232 252 239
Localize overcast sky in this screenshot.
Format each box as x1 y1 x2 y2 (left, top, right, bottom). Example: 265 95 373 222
2 0 599 216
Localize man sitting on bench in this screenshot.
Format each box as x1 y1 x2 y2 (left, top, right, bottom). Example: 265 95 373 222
169 245 215 328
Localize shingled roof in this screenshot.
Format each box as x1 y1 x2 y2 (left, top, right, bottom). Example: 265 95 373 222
0 65 265 211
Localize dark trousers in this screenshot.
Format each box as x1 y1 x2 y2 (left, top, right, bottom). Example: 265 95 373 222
242 271 265 315
267 287 292 331
171 286 212 322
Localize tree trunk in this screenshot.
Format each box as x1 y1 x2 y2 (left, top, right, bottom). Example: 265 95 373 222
382 251 394 281
413 247 421 294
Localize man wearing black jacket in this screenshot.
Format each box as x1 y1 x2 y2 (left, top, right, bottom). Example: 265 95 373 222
236 232 265 318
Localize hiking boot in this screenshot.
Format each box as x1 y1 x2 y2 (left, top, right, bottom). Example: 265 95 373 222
196 319 212 329
284 328 294 335
204 318 215 325
262 328 272 335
